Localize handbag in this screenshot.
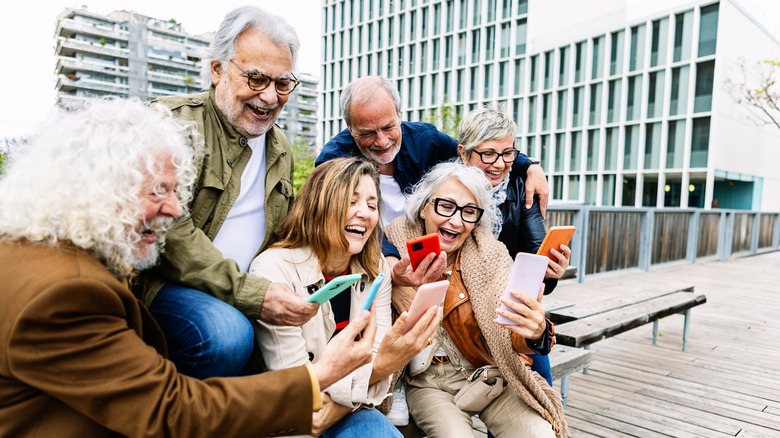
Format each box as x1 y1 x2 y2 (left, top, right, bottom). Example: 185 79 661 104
453 365 506 412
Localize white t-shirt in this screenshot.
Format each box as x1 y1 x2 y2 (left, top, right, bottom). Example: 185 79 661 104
379 174 406 226
212 134 267 273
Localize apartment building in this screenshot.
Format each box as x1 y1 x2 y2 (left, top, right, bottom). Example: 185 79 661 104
54 7 211 105
320 0 780 211
278 72 320 147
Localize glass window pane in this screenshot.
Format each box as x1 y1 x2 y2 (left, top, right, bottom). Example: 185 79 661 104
542 93 551 131
498 61 506 96
553 176 563 200
540 135 550 171
647 71 665 118
623 125 639 170
529 55 538 92
666 120 685 169
622 176 636 206
698 3 719 57
643 179 658 207
518 0 528 15
568 175 580 201
574 42 585 83
572 86 584 127
527 96 536 133
544 51 553 90
592 36 604 79
501 23 511 58
470 66 478 100
670 66 690 116
486 26 495 60
629 25 646 71
607 79 621 124
458 32 466 65
673 10 693 63
513 98 523 127
691 117 710 167
650 18 668 67
644 122 661 169
610 31 624 76
694 60 715 112
483 64 492 100
557 90 568 130
605 127 618 170
471 29 481 63
602 174 616 206
515 19 527 55
559 47 569 86
585 175 597 205
589 83 602 125
570 131 582 171
554 133 565 172
586 129 600 171
626 75 642 121
514 59 525 94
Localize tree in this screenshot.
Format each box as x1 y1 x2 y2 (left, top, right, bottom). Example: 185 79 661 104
291 136 316 195
725 58 780 131
422 99 461 138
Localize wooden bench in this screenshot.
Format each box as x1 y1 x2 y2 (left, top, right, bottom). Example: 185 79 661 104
550 286 706 351
549 346 592 408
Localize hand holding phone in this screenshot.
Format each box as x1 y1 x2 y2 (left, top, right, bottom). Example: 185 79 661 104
360 273 385 311
536 226 575 262
406 234 441 271
402 280 449 334
496 253 548 325
305 274 362 304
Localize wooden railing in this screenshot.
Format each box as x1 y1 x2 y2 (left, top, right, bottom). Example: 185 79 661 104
546 206 780 282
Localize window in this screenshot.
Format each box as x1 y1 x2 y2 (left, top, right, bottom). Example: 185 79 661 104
666 120 685 168
629 25 645 71
528 96 537 133
502 0 512 19
557 90 567 130
592 36 604 79
513 98 523 126
458 32 466 65
432 39 440 70
515 19 527 55
518 0 528 15
470 66 478 100
559 47 569 86
607 80 621 124
673 10 693 63
624 125 639 170
456 68 464 100
471 29 481 63
543 51 553 90
626 75 642 121
487 0 496 22
445 36 452 68
610 31 624 76
568 175 581 201
650 18 668 67
542 93 551 131
647 71 665 118
498 61 507 96
459 0 468 29
691 117 710 167
694 61 715 112
540 135 550 171
585 175 597 205
589 83 602 125
604 127 618 170
602 174 616 206
572 86 584 127
642 179 658 207
410 11 417 40
472 0 482 26
622 176 636 206
670 66 690 116
554 134 565 172
574 42 585 82
422 6 428 38
529 55 538 92
644 122 661 169
500 23 511 58
586 129 600 171
514 59 525 94
486 26 495 60
570 131 582 172
483 64 492 99
446 0 454 32
699 3 719 57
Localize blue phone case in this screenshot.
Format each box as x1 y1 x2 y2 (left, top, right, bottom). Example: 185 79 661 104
361 273 385 311
305 273 363 304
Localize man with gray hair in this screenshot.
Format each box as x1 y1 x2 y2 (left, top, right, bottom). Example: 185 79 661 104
0 98 378 437
137 6 319 379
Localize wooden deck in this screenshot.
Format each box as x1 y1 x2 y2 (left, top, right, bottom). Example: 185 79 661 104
554 251 780 437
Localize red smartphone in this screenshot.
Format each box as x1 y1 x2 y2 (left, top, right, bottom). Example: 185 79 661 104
402 280 449 334
406 233 441 271
536 226 576 262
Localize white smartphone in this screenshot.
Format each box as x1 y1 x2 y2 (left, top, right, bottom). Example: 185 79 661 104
402 279 449 334
496 252 549 325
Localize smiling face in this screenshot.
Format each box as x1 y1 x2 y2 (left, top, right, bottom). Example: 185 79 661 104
347 91 403 167
344 174 380 257
421 178 478 257
212 28 293 138
459 136 515 187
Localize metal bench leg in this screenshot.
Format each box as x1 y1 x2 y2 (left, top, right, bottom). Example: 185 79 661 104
560 376 570 409
652 320 659 345
583 345 590 374
682 308 691 351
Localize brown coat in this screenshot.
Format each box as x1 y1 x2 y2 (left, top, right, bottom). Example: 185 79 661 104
0 241 313 438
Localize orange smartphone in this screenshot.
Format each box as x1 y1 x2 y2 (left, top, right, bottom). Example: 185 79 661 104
406 233 441 271
536 226 576 262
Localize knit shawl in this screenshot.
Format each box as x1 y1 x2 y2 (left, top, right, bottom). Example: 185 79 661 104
386 217 567 438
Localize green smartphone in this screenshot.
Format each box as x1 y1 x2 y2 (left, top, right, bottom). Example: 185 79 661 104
305 273 362 304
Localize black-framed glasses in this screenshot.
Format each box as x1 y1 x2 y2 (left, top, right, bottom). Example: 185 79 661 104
230 60 299 95
471 149 520 165
429 198 484 223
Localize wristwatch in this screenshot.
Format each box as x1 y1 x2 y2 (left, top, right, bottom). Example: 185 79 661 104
523 157 541 173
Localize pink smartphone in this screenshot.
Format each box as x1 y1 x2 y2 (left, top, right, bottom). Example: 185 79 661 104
402 279 449 334
496 252 549 325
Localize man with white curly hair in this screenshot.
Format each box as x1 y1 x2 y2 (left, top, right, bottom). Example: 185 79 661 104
0 98 379 437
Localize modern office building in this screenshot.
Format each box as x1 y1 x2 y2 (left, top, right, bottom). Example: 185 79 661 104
320 0 780 211
54 7 211 105
278 72 320 147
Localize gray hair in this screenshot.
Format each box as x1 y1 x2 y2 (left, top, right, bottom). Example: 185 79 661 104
0 97 201 279
405 161 496 233
200 6 300 88
458 106 517 160
340 76 401 125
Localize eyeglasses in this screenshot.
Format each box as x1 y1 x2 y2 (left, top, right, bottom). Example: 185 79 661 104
230 60 299 95
471 149 520 165
429 198 484 223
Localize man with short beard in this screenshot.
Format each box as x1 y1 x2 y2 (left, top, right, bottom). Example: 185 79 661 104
0 98 378 437
136 6 320 379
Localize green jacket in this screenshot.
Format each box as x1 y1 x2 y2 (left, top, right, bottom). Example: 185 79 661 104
138 87 295 320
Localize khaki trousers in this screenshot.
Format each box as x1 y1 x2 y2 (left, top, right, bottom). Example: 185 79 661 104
405 362 555 438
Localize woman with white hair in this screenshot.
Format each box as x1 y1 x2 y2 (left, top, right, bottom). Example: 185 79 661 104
385 162 566 438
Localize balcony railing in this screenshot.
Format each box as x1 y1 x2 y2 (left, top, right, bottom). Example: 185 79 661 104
56 57 129 75
57 18 129 40
546 206 780 282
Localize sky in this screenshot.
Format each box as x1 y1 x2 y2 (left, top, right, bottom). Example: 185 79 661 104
0 2 321 139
